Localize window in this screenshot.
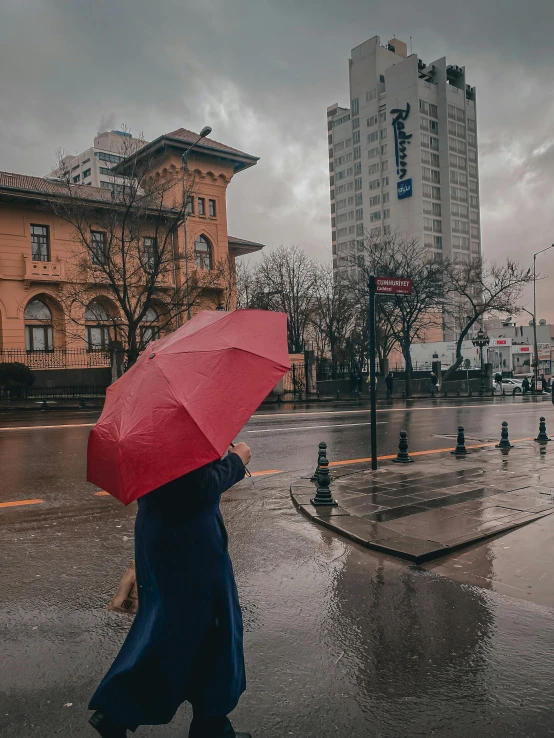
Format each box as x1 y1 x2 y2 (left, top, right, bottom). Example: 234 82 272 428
198 197 206 215
423 200 433 215
95 151 124 164
433 202 441 217
419 100 429 114
379 111 386 123
140 307 160 348
424 217 433 231
471 240 480 254
448 120 457 136
367 115 378 127
71 164 79 172
381 144 388 155
368 131 379 143
194 235 212 270
355 177 363 190
353 130 360 144
355 208 363 220
333 114 351 127
382 176 389 187
433 219 442 232
209 199 216 217
421 150 431 165
337 228 348 238
31 224 50 262
85 301 111 351
453 235 470 250
429 170 439 186
143 237 157 269
353 146 361 160
382 191 389 204
355 193 363 205
368 163 379 175
380 129 387 139
457 123 466 138
448 104 456 120
379 74 385 84
369 195 381 207
370 211 381 222
468 132 476 147
420 118 429 131
470 195 479 208
469 163 477 178
186 195 195 215
429 103 438 119
432 186 441 200
421 133 430 149
356 223 364 236
368 147 379 159
381 160 388 172
365 89 377 102
422 166 431 182
351 97 359 115
456 107 465 122
470 210 479 224
82 168 91 179
430 153 440 167
73 174 81 183
383 209 390 220
334 141 345 153
430 136 439 151
352 118 360 130
422 184 432 198
468 118 476 132
430 120 439 133
383 225 391 235
91 231 107 266
471 225 480 239
24 299 54 352
369 179 380 190
451 186 467 202
99 167 111 175
354 162 362 175
370 227 382 237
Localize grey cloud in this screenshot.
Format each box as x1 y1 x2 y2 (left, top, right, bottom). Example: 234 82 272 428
1 0 554 315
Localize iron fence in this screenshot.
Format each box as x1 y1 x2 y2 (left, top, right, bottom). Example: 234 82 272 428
1 384 108 399
0 348 111 370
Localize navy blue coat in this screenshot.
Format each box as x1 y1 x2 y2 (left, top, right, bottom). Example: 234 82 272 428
89 453 247 730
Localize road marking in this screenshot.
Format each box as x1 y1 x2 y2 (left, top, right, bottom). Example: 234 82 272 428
247 422 387 433
329 437 535 467
0 423 95 432
0 498 44 509
95 491 110 496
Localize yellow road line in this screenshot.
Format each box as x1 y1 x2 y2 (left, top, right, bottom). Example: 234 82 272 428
329 437 535 467
0 498 44 509
95 491 110 496
0 423 95 432
250 469 282 477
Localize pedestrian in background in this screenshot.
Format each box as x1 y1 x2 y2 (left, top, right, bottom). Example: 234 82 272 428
522 376 530 395
385 371 394 397
89 443 253 738
530 376 536 394
430 371 438 395
541 375 548 393
494 372 503 394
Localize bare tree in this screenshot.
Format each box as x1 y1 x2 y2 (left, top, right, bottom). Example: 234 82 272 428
353 232 444 395
49 134 226 369
309 265 355 367
255 245 318 353
442 257 533 380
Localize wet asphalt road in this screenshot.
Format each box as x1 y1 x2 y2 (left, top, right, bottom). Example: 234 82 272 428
1 397 554 737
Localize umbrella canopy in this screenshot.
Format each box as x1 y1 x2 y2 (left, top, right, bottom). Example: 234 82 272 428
87 310 290 505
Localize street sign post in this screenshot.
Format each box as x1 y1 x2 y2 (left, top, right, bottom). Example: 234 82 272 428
368 275 413 470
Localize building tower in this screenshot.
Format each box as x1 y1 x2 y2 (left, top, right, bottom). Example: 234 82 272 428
328 36 481 279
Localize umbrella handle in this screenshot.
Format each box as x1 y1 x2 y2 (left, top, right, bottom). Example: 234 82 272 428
228 442 251 477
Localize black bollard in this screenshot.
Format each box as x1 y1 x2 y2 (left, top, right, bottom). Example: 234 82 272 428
336 390 341 400
277 392 282 404
41 400 49 411
444 390 448 397
451 426 468 455
310 445 337 506
79 398 87 409
469 390 473 397
311 441 328 481
393 430 414 464
535 416 550 443
317 391 320 400
496 421 514 449
457 389 461 397
402 390 406 399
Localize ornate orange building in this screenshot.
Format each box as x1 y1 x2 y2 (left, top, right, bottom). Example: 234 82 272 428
0 129 263 387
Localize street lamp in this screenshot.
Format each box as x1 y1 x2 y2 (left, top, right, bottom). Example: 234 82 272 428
182 126 213 319
532 244 554 388
472 327 490 394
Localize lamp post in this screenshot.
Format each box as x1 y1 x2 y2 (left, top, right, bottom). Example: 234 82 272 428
472 327 490 394
532 244 554 389
182 126 213 319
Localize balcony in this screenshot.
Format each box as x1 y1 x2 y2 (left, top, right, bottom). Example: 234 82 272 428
23 255 65 286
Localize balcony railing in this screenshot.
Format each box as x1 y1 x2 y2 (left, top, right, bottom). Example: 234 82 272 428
0 348 111 370
23 255 65 282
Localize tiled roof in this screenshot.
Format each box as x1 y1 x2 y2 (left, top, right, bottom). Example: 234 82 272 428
0 170 112 201
164 129 258 161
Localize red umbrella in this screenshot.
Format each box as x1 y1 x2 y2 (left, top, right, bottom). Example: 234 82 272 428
87 310 290 505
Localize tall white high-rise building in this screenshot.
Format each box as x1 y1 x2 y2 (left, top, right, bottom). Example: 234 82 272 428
328 35 481 277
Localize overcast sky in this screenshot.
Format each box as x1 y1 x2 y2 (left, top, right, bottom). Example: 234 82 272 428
1 0 554 319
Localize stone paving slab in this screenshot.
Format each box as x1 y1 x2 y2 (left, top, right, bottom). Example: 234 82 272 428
290 443 554 563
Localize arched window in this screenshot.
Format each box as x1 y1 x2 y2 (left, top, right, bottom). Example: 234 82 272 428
24 299 53 352
140 306 160 347
85 300 112 351
194 235 212 270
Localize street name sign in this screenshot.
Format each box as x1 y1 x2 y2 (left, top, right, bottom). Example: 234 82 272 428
375 277 413 295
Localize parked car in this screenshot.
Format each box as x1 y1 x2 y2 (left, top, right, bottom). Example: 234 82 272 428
496 377 524 395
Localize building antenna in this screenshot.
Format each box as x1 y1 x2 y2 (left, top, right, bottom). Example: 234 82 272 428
410 36 413 55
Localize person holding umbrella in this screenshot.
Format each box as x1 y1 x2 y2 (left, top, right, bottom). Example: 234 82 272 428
87 310 290 738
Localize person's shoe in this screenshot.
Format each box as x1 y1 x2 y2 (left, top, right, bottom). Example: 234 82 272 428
89 711 128 737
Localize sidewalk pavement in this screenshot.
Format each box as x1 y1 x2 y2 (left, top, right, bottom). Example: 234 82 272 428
291 440 554 564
